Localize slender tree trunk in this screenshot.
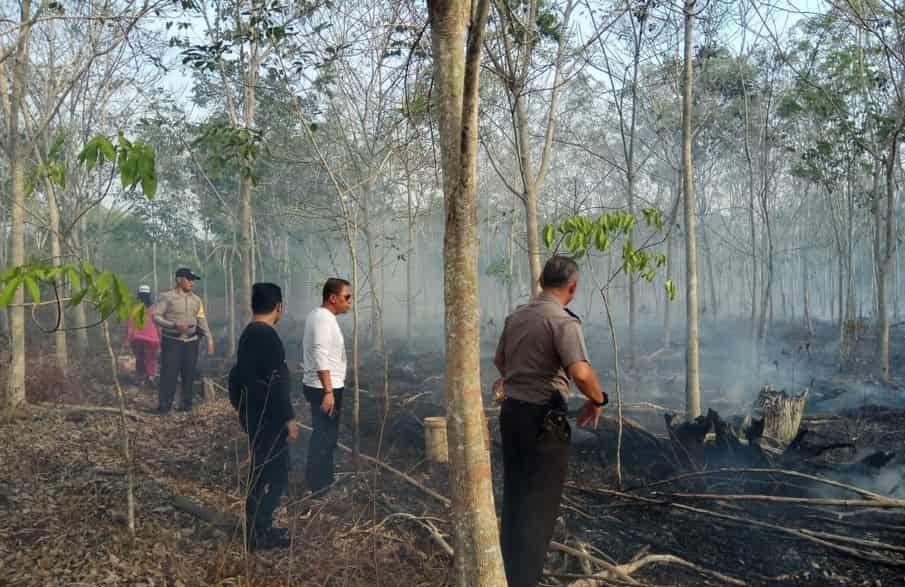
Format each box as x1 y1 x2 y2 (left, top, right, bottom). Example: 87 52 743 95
701 222 718 320
46 181 68 372
0 225 8 336
507 206 516 313
4 0 32 410
878 135 898 382
682 0 701 419
71 219 89 352
362 183 383 352
239 6 259 323
406 177 416 349
664 229 673 348
428 1 506 584
228 248 237 358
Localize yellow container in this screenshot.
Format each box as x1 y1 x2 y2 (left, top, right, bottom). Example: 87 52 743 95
424 416 449 463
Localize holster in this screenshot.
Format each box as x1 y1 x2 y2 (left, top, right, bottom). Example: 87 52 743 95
540 395 570 443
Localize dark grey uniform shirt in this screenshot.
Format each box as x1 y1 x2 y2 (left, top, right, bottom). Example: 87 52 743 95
495 291 590 405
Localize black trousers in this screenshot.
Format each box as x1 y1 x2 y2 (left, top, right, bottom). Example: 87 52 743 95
245 432 290 536
158 337 199 411
500 397 571 587
303 386 344 492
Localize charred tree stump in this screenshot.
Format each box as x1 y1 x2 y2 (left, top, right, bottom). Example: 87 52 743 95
749 387 808 453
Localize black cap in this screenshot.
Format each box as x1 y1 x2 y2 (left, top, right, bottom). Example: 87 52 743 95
175 267 201 280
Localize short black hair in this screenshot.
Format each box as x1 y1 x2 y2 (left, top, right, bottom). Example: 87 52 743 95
540 256 579 289
322 277 351 303
251 283 283 314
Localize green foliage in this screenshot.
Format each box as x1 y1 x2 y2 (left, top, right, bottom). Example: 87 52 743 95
25 134 67 197
193 121 267 183
543 207 675 300
0 261 146 326
77 133 158 198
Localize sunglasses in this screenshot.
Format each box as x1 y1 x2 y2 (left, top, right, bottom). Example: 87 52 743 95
342 294 353 301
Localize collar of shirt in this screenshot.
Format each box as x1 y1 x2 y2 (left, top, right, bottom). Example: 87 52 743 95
536 291 562 306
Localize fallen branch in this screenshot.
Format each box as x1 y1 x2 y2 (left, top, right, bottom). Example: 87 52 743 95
797 528 905 555
630 468 894 502
550 541 640 585
171 495 236 532
617 553 746 586
657 492 905 509
296 421 451 507
377 512 454 556
568 485 905 567
34 403 145 420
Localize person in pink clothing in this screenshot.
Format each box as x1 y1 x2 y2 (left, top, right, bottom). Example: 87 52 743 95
126 285 161 386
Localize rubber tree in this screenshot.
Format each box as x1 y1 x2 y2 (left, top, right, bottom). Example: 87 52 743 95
426 0 506 585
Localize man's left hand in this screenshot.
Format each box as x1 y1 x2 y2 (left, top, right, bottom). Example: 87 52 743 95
207 339 215 355
576 400 602 429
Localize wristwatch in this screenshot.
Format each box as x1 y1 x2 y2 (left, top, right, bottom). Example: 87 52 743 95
591 395 608 408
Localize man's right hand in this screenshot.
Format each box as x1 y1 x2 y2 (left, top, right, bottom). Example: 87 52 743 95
320 391 335 416
175 322 190 333
286 419 300 443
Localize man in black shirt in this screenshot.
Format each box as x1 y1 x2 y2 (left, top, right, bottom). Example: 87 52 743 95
230 283 300 551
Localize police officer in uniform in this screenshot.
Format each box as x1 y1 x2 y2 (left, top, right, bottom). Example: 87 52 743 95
152 268 214 413
493 256 608 587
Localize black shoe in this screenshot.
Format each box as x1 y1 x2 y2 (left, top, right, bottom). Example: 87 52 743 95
176 405 192 413
247 528 290 551
153 406 170 415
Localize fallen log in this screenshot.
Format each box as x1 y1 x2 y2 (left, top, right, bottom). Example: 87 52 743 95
34 403 145 421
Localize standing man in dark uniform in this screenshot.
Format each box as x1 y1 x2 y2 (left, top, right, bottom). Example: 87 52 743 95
494 256 608 587
230 283 299 551
152 268 214 413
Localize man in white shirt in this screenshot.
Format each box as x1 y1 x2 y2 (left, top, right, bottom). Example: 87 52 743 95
302 277 352 493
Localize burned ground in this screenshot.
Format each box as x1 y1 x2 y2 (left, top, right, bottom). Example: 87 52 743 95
1 320 904 586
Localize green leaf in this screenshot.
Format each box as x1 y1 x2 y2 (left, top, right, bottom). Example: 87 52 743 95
594 229 610 252
66 268 81 291
98 137 115 161
543 224 555 248
78 142 99 172
68 288 88 307
0 277 21 307
23 276 41 304
95 271 113 294
665 279 677 301
117 132 133 151
140 173 157 198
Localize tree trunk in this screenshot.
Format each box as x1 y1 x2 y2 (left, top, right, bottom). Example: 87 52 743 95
406 177 416 349
71 218 89 352
362 184 383 352
227 248 237 358
878 135 898 382
3 0 32 410
802 188 813 334
239 7 259 324
682 0 701 419
701 221 718 320
152 240 159 294
46 181 68 373
664 229 673 348
427 1 506 585
0 226 8 337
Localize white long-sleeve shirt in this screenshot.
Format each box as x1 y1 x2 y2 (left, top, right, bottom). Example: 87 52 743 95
302 307 347 389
